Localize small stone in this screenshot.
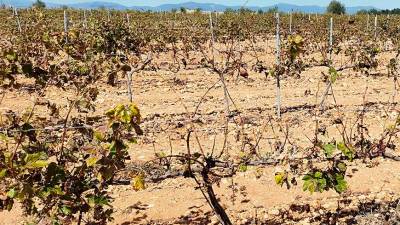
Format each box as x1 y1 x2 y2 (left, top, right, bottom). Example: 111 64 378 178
221 178 229 184
183 209 195 217
210 216 219 225
322 202 337 211
312 212 319 217
358 195 366 201
269 209 280 216
241 218 251 224
376 192 386 200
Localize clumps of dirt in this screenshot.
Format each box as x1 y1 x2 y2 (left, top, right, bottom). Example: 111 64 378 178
253 191 400 225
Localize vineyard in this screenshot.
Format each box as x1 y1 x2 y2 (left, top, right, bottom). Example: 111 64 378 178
0 7 400 225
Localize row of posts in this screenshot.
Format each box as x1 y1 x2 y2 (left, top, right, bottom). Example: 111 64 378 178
11 8 383 108
11 9 381 35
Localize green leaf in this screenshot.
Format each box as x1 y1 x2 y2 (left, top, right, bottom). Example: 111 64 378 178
268 69 275 78
302 178 315 194
0 133 8 143
128 104 141 122
46 162 66 183
274 172 287 187
302 174 312 181
5 51 17 62
25 160 49 169
316 177 327 192
114 104 125 117
0 169 7 178
334 173 347 193
109 141 116 156
24 152 48 163
128 137 137 144
120 109 131 124
238 164 248 172
41 186 65 198
7 189 17 198
322 143 335 158
60 206 72 215
105 109 115 117
4 152 11 165
336 162 347 173
87 195 109 208
302 172 327 194
155 151 166 158
78 65 90 75
329 67 340 84
337 142 355 160
314 171 323 178
93 130 104 141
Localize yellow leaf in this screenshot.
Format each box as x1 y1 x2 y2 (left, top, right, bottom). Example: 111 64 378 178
93 130 104 141
294 35 303 44
86 157 98 167
25 160 49 169
275 172 287 186
132 174 146 191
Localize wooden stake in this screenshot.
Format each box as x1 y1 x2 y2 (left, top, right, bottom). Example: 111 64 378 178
289 11 292 34
320 17 335 110
83 10 87 29
275 12 281 119
329 17 333 61
209 12 215 57
210 11 230 117
126 72 133 102
374 15 378 40
13 8 22 33
64 10 68 43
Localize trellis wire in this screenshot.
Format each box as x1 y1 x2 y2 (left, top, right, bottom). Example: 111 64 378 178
1 125 230 134
2 102 397 135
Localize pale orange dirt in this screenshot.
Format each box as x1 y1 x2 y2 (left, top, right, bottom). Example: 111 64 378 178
1 44 400 224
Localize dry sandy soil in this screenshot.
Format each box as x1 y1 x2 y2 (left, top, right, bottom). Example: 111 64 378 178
1 45 400 224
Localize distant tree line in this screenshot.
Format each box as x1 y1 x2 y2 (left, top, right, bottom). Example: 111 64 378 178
357 8 400 15
33 0 46 9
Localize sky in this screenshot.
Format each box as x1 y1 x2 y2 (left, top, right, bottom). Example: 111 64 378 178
47 0 400 9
